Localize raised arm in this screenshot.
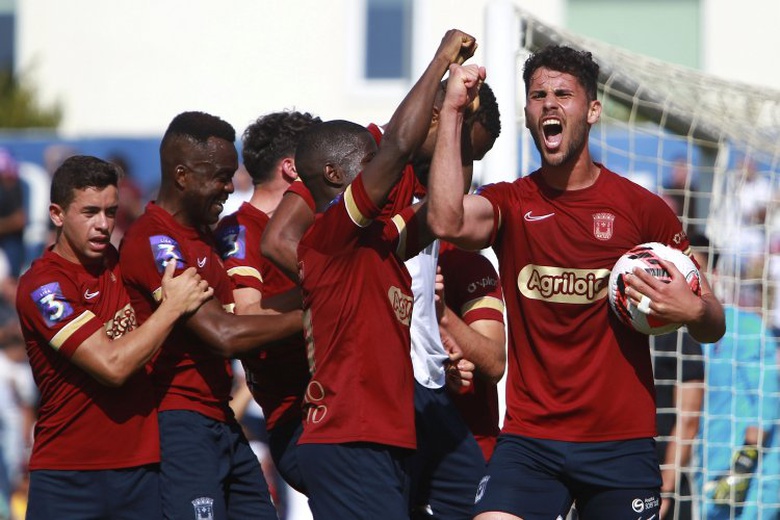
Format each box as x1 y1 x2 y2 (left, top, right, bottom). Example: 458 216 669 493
361 29 477 207
71 262 212 386
261 191 314 283
426 63 495 250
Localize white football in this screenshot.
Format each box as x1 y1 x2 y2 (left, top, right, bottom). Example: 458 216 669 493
608 242 701 335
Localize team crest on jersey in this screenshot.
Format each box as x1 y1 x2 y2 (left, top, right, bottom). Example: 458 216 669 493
149 235 185 273
215 224 246 260
31 282 74 327
106 303 137 339
592 212 615 241
388 286 413 326
191 497 214 520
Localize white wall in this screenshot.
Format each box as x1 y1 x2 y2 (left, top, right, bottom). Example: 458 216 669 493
16 0 571 137
701 0 780 90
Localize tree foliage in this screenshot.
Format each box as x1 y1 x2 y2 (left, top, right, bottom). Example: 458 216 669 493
0 69 62 129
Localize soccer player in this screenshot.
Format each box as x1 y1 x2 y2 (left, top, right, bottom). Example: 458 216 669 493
119 111 304 520
214 110 321 495
425 46 726 520
16 155 212 519
292 33 481 520
437 242 506 462
261 79 502 520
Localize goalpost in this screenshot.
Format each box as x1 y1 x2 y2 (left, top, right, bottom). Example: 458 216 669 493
483 3 780 519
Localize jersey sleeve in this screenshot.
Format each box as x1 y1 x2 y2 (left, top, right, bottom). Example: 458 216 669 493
18 276 104 358
440 245 505 324
287 178 316 213
215 217 264 292
302 173 383 254
640 191 692 255
120 230 187 304
473 183 504 247
386 203 431 262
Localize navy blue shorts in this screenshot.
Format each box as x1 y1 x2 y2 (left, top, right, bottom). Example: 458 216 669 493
409 382 486 520
268 418 306 494
473 434 662 520
158 410 277 520
26 465 160 519
298 442 411 520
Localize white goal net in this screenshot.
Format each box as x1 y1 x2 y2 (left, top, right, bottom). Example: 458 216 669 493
498 7 780 520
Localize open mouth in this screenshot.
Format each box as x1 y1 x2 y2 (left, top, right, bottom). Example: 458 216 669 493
542 118 563 149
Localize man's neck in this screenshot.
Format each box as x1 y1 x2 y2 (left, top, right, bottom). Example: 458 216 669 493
541 156 600 191
249 181 288 217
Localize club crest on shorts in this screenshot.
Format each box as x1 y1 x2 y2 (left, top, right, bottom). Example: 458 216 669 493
474 475 490 504
592 212 615 241
192 497 214 520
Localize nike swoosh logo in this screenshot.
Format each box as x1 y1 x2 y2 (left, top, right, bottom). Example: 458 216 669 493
84 289 100 300
524 211 555 222
197 257 207 268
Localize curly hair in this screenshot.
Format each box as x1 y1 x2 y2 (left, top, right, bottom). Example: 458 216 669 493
467 81 501 139
242 111 321 184
522 45 600 102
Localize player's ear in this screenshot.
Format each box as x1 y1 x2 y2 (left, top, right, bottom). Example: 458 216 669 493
49 203 65 228
174 164 188 189
323 163 340 186
587 100 602 125
282 157 298 181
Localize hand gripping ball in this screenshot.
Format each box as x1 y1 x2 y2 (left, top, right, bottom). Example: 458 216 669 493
608 242 701 335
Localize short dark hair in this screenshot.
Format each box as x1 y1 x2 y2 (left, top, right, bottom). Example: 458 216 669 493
468 81 501 139
242 111 322 184
522 45 600 102
295 120 370 179
160 111 236 155
50 155 119 208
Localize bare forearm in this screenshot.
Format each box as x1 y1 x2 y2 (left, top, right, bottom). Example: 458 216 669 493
189 309 303 357
686 292 726 343
428 105 466 239
439 307 505 383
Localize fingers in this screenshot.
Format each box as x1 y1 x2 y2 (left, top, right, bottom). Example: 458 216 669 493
162 257 177 281
439 29 477 66
637 294 653 315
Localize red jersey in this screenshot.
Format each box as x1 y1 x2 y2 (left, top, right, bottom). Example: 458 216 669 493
439 242 505 461
120 202 234 422
16 247 158 470
476 165 690 442
297 174 424 449
214 202 310 430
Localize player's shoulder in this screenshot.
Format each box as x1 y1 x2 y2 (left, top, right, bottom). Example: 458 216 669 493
17 253 77 308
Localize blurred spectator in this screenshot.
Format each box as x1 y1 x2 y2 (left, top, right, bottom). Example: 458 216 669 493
42 144 76 178
17 161 52 271
0 149 26 278
662 156 698 234
107 153 144 248
0 333 36 509
711 153 772 283
693 242 780 519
